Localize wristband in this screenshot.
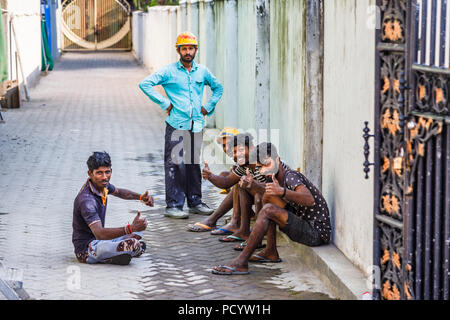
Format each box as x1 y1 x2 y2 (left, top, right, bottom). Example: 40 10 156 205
127 224 133 234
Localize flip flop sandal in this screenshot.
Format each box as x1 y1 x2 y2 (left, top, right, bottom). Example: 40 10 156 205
249 254 282 263
210 227 233 236
219 235 245 243
234 241 266 251
134 241 147 257
211 265 249 275
187 222 215 232
100 253 132 265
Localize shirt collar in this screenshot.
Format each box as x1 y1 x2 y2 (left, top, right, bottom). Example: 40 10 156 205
87 179 105 197
177 60 198 72
87 179 109 205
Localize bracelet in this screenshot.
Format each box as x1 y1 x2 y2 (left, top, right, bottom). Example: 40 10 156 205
139 194 143 202
124 224 133 234
282 187 286 198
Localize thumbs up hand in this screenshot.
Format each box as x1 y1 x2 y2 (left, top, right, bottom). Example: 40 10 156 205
271 174 280 186
265 174 284 196
131 210 148 232
140 190 154 207
202 161 212 180
239 167 254 190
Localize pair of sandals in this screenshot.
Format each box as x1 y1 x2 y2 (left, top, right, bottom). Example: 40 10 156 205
212 254 283 275
188 222 267 251
187 222 233 235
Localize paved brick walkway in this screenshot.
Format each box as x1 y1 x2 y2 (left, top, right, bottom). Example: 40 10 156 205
0 52 333 300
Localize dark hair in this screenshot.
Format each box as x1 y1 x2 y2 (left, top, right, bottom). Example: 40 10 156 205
87 152 112 172
251 142 279 165
226 133 254 150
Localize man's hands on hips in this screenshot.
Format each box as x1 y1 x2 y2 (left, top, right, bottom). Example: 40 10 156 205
166 104 208 116
166 104 173 115
167 104 207 116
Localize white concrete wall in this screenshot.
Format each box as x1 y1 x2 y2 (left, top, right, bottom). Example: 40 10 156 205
136 6 179 74
188 0 199 37
216 0 239 128
3 0 41 92
322 0 376 275
55 0 63 61
132 11 144 64
269 0 306 171
198 0 216 128
237 0 256 130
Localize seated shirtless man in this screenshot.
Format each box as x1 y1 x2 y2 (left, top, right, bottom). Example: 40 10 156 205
72 151 154 265
212 142 331 275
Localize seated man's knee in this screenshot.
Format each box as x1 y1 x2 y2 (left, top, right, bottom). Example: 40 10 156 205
117 238 141 253
259 203 278 220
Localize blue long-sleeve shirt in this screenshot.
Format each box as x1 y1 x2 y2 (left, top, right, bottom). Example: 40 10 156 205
139 60 223 133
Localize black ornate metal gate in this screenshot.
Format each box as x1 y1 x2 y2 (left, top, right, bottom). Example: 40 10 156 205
373 0 449 300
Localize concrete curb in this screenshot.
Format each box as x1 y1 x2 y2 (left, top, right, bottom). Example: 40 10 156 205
280 233 369 300
202 128 369 300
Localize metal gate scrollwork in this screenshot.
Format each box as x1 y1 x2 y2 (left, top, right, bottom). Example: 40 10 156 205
374 0 449 300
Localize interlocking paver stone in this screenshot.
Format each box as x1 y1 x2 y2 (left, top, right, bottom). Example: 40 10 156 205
0 52 333 300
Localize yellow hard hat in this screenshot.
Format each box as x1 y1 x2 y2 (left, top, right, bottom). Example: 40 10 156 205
175 31 198 48
216 127 240 143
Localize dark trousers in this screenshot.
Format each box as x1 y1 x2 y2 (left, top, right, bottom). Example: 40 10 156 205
164 123 203 209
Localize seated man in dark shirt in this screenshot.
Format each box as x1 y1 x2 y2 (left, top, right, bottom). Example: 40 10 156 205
72 151 154 265
212 142 331 275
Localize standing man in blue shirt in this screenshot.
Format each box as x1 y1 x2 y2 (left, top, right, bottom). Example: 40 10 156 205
139 32 224 219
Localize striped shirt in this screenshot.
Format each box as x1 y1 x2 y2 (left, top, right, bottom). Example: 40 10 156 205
232 161 290 183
